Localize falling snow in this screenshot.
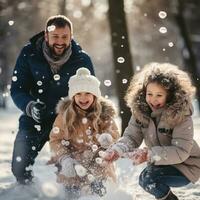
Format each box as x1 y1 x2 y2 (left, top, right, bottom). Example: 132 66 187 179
104 80 112 87
12 76 17 82
158 11 167 19
117 57 125 63
37 81 43 86
168 42 174 47
74 164 87 177
159 27 167 34
8 20 14 26
82 117 88 124
52 126 60 134
47 25 56 32
53 74 60 81
34 125 41 131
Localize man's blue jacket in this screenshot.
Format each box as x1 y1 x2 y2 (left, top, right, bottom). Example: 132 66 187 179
10 31 94 130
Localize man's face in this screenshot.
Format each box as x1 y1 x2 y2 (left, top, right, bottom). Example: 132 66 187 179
45 25 71 56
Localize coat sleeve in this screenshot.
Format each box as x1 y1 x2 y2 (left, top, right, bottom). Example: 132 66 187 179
151 116 194 165
111 116 144 155
49 114 70 162
10 46 35 113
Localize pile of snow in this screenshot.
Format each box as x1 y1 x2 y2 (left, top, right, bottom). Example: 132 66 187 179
0 100 200 200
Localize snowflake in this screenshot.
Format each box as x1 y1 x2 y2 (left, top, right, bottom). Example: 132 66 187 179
74 164 87 177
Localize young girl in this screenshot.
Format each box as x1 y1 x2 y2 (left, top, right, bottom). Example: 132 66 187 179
48 67 119 199
104 63 200 200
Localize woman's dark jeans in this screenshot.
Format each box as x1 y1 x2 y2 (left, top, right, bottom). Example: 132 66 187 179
139 164 190 199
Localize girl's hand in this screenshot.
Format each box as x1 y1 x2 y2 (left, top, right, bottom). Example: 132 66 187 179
123 148 148 165
103 150 120 162
133 148 148 165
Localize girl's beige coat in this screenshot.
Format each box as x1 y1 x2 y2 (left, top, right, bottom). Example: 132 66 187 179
49 98 119 185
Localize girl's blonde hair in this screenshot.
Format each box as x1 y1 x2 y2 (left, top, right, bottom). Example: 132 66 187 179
62 97 102 137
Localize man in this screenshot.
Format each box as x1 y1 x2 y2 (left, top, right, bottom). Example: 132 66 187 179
10 15 94 184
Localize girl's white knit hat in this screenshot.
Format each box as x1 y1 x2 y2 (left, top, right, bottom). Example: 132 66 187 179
68 67 101 99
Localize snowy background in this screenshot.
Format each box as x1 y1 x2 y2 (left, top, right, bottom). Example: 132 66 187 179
1 1 200 199
0 98 200 200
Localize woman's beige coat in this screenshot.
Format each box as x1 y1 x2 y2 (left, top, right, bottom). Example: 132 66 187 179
113 109 200 183
49 97 120 185
112 64 200 183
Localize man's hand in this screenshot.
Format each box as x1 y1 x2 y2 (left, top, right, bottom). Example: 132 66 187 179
26 101 47 123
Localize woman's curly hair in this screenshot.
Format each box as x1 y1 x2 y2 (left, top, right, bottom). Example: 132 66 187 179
125 62 196 115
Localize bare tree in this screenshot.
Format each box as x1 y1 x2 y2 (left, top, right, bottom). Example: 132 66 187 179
174 0 200 108
108 0 134 133
59 0 67 15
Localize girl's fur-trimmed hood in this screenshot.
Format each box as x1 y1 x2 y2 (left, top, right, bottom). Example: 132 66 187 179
125 63 195 127
56 96 117 119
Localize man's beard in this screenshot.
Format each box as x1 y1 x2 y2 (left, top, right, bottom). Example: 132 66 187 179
46 42 68 58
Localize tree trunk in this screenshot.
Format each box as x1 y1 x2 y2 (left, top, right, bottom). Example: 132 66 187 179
60 0 67 15
108 0 134 133
175 0 200 109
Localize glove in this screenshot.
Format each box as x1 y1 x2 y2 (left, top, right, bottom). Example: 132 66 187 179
26 101 47 123
59 156 78 178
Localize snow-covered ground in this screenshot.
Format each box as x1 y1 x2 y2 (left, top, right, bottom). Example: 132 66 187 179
0 99 200 200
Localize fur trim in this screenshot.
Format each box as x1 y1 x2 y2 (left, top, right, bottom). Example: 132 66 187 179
56 97 72 114
99 97 117 118
125 63 195 127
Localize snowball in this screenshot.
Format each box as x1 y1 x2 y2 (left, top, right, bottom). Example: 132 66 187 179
74 164 87 177
41 182 59 197
98 150 106 158
91 144 98 152
87 174 95 182
97 133 113 148
95 157 103 164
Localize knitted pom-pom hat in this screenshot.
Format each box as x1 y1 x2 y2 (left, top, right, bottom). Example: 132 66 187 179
68 68 101 99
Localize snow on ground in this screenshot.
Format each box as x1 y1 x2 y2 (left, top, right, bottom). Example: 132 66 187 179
0 99 200 200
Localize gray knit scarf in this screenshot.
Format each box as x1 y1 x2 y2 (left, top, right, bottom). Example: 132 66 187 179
42 41 72 74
